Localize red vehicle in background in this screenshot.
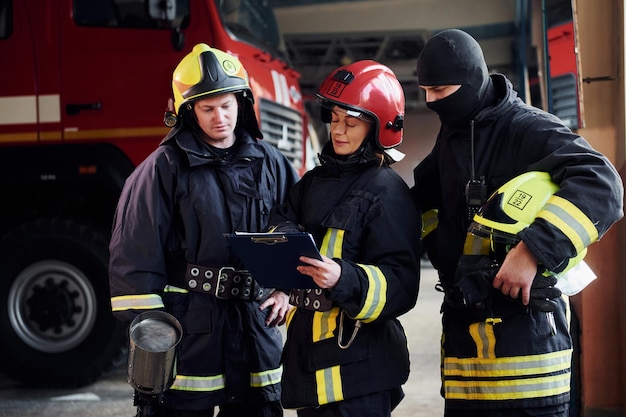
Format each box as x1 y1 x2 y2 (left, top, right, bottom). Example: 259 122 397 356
0 0 306 388
546 20 582 130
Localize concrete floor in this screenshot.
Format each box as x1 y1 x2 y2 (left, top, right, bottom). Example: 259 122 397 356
0 264 444 417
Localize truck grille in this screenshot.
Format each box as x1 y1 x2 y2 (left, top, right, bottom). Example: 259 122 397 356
259 98 304 171
551 73 579 130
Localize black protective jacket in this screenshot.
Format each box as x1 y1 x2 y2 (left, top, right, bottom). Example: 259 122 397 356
109 128 299 410
413 74 624 409
269 144 421 408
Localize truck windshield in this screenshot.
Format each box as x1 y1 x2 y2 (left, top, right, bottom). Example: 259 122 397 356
215 0 286 59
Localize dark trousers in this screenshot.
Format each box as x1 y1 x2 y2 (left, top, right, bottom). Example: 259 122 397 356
444 403 568 417
296 388 404 417
150 401 283 417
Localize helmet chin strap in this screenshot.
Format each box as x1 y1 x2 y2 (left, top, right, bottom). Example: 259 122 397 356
384 148 405 162
360 134 405 163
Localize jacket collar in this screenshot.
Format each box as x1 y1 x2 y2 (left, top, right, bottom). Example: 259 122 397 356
166 128 265 167
473 74 517 124
317 140 383 175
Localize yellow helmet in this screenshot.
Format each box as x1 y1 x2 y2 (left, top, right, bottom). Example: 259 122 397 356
168 43 261 137
465 171 586 274
474 171 558 235
172 43 252 115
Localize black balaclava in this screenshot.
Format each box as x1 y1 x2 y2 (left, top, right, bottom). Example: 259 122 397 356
416 29 495 128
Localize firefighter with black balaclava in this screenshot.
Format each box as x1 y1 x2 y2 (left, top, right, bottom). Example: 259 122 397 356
412 29 623 417
268 60 421 416
109 43 299 417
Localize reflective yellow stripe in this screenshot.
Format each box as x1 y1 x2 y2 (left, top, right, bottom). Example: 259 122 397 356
164 285 188 293
536 195 598 253
311 229 346 404
315 365 343 405
468 319 500 358
445 349 572 377
309 228 344 342
320 228 344 258
444 349 572 400
110 294 164 311
251 365 282 388
564 294 571 330
170 374 226 392
312 308 340 341
422 209 438 238
354 264 387 322
463 232 491 255
285 306 297 329
445 371 570 400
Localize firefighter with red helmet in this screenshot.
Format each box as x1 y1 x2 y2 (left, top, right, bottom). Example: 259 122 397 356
109 44 299 416
268 60 421 416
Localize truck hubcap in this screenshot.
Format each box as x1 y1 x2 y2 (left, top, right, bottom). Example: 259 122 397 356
8 260 97 353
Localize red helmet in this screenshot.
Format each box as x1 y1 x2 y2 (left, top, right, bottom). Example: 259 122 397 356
316 60 405 152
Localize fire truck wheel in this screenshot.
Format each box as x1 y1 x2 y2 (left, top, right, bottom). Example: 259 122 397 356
0 219 127 388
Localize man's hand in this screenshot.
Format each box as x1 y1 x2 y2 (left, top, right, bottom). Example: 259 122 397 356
492 240 537 305
492 240 562 311
259 290 290 327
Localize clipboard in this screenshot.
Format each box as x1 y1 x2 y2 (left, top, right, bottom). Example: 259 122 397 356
225 232 322 289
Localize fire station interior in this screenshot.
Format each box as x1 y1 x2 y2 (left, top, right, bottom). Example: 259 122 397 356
274 0 586 184
271 0 625 416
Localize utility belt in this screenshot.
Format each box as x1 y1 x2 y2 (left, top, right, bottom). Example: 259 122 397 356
289 289 362 349
169 261 266 301
289 288 333 312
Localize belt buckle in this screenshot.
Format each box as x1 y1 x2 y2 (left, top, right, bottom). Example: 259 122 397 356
215 267 235 299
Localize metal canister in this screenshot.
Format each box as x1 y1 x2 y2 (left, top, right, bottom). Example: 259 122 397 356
127 311 182 394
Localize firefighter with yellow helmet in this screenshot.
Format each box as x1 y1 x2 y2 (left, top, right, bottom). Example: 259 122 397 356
413 29 623 416
109 44 299 416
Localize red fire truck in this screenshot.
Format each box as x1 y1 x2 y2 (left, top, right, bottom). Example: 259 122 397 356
545 20 582 130
0 0 306 388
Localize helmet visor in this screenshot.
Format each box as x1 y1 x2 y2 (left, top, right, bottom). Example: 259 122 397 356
466 221 520 261
318 99 375 124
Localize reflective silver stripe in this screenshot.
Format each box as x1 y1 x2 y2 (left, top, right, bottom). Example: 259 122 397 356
468 319 500 359
312 308 340 342
315 366 343 405
537 195 598 252
444 349 572 377
250 365 283 387
422 209 438 238
354 264 387 322
443 349 572 400
170 374 226 392
321 228 343 258
163 285 188 293
110 294 164 311
463 232 491 255
444 371 570 400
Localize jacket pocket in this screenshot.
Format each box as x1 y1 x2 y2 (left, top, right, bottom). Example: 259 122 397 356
321 191 380 232
308 331 371 371
163 292 214 334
